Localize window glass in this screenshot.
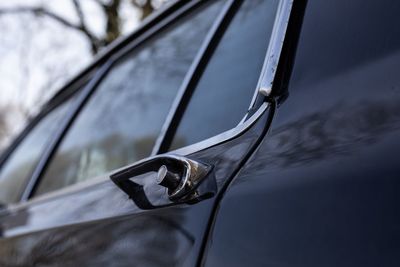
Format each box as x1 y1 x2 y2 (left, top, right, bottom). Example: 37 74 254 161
34 1 225 196
170 0 280 150
0 100 72 204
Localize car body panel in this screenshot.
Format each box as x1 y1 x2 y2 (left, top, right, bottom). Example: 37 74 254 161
0 102 273 266
203 0 400 266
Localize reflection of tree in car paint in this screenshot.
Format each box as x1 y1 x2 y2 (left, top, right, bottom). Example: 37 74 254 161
242 96 400 174
0 209 194 267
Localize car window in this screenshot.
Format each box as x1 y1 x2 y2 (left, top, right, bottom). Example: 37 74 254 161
169 0 280 150
0 100 73 204
34 0 226 197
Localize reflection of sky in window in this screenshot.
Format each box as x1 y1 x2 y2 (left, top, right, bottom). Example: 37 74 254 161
1 101 70 168
34 0 226 194
60 1 225 150
0 98 72 203
0 0 140 107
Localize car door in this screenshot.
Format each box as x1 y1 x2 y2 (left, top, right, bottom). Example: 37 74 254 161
0 0 290 266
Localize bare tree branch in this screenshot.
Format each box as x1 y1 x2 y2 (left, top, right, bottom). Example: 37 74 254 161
0 0 165 55
0 6 101 54
0 0 169 147
72 0 102 53
91 0 108 9
0 7 78 30
97 0 122 45
72 0 85 23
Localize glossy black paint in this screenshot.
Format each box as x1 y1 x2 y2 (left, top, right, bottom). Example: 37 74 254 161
204 0 400 266
2 0 399 265
0 0 278 265
0 103 273 266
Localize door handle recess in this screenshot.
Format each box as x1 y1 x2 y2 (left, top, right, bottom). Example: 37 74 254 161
110 155 214 209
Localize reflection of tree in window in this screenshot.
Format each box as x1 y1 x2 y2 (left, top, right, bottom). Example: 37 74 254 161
0 100 73 204
35 0 225 196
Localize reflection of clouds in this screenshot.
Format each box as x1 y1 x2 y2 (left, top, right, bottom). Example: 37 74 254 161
0 209 194 267
251 96 400 170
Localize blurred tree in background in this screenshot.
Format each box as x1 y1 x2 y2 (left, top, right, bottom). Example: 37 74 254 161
0 0 169 151
0 0 167 54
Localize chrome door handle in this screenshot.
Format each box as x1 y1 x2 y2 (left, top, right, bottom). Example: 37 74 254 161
110 155 214 209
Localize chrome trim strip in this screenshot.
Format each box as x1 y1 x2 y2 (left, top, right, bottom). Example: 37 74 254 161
258 0 293 97
233 0 294 122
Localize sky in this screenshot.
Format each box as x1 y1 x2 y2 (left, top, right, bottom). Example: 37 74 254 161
0 0 141 148
0 0 140 107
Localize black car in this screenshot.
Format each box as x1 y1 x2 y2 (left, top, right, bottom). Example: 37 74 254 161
0 0 399 266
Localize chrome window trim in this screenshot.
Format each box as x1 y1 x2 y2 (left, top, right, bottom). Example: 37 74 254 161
258 0 294 97
6 0 294 209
